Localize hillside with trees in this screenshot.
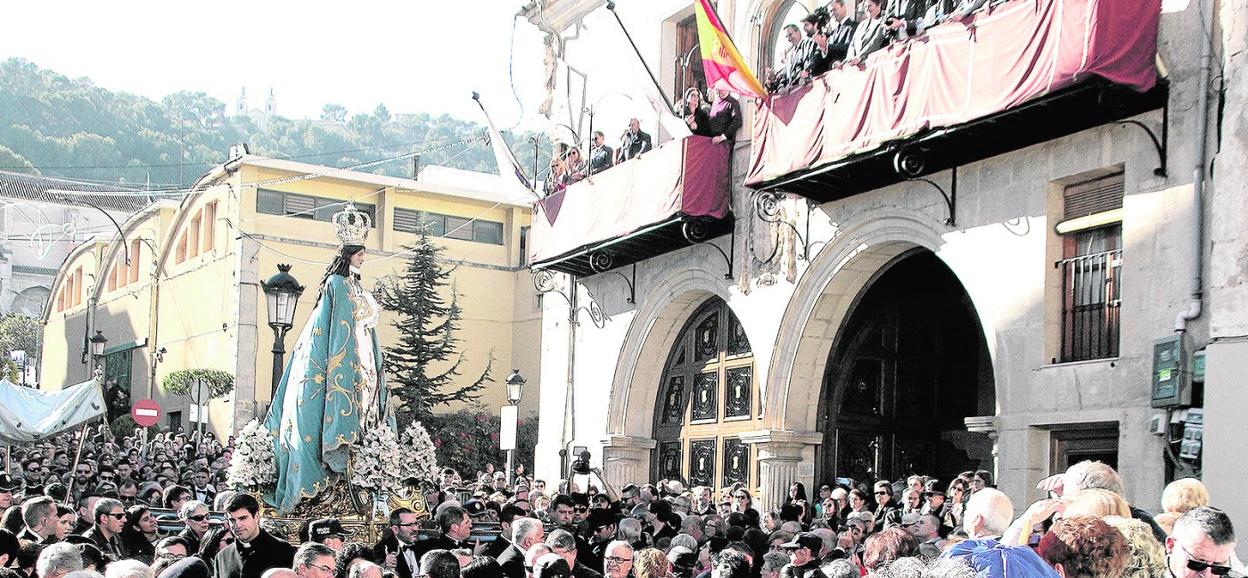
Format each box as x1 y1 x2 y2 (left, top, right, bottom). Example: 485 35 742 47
0 58 548 187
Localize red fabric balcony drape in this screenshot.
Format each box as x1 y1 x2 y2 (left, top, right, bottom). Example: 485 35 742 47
746 0 1161 186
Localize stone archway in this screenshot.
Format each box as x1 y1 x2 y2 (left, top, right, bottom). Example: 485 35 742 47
600 266 737 486
749 210 962 508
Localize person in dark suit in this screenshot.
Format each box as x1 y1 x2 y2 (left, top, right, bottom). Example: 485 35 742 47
706 90 743 145
80 498 130 562
586 132 614 176
497 517 546 578
16 496 56 545
480 504 525 559
885 0 928 38
402 506 471 578
213 494 296 578
177 500 211 555
373 507 420 573
825 0 858 64
620 119 652 162
546 529 602 578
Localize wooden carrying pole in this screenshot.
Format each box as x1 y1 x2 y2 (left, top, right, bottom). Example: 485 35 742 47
62 423 91 505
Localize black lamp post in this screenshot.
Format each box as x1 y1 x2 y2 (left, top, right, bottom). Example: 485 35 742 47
503 369 526 486
261 264 305 394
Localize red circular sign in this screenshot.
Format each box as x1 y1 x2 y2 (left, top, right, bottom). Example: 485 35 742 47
131 399 161 428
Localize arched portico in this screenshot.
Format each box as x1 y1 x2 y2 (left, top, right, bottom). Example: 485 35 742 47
600 266 738 486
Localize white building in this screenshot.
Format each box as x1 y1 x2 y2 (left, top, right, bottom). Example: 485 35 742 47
519 0 1248 539
0 170 147 318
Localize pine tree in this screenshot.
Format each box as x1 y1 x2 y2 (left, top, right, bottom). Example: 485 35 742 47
377 218 492 426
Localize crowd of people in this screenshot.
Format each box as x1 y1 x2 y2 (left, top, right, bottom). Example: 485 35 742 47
0 426 1240 578
765 0 999 92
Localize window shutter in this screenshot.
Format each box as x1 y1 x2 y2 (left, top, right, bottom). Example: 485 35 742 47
1063 172 1124 220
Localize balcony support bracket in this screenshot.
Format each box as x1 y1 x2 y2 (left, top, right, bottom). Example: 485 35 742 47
907 165 958 226
532 269 607 328
683 220 734 279
1113 98 1169 178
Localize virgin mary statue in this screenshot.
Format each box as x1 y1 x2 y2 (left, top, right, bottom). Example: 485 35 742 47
265 203 390 514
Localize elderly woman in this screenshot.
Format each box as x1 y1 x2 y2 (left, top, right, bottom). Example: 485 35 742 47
1155 477 1210 534
1037 516 1129 578
634 548 672 578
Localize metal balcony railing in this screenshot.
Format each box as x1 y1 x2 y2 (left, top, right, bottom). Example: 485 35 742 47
1058 249 1122 362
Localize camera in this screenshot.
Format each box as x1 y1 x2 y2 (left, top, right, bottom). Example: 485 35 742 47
571 450 593 475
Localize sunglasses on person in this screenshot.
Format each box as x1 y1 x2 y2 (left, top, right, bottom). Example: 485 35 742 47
186 514 209 522
108 513 127 520
1179 545 1233 576
874 491 889 496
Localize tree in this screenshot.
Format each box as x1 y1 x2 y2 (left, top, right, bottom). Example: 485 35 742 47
321 103 347 122
424 406 539 477
377 219 492 426
0 314 39 384
374 103 391 123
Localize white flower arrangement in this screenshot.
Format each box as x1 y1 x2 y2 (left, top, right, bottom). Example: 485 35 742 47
350 422 440 495
351 426 405 492
399 422 440 484
227 419 276 491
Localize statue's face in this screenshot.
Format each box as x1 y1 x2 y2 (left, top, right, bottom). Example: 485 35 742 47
350 249 366 268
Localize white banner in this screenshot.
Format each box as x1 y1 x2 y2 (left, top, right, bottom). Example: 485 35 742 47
0 378 105 444
499 405 518 451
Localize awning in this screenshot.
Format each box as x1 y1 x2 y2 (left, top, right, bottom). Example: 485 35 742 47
0 378 106 444
530 136 732 276
747 0 1163 194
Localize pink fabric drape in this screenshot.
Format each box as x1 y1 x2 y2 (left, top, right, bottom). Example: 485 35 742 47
530 136 731 265
747 0 1160 186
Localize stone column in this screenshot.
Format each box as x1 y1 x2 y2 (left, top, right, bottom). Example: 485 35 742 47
600 435 657 488
741 430 822 512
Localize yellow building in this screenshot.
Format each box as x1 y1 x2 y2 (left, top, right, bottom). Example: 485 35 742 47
40 154 540 434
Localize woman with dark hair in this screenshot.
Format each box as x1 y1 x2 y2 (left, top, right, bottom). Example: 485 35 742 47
265 203 391 514
121 505 158 564
55 505 77 541
197 525 235 567
944 478 968 531
784 482 813 526
681 87 712 138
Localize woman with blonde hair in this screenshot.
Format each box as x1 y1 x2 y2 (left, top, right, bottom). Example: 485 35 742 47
1155 477 1210 534
1104 515 1166 578
634 548 673 578
1063 488 1131 518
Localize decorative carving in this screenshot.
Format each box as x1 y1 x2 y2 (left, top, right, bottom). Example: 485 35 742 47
663 375 686 424
689 440 716 486
659 442 683 480
694 314 719 363
836 431 881 482
692 372 718 422
722 438 749 487
728 314 751 356
842 358 883 416
725 367 751 418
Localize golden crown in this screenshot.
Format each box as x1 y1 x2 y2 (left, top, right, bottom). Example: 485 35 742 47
333 203 371 246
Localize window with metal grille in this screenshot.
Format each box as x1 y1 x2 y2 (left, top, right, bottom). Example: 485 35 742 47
1056 172 1124 363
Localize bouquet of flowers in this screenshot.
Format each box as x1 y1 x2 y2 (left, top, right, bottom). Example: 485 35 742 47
351 426 405 493
227 419 276 491
398 422 440 484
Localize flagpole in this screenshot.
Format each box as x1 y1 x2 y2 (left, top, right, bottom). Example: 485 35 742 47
605 1 677 116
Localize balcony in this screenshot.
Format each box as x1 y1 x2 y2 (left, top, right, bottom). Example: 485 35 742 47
746 0 1166 201
528 136 733 277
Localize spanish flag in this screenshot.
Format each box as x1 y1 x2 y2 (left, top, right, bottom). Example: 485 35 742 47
694 0 768 99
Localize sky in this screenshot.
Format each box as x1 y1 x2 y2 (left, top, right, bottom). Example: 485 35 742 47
0 0 549 128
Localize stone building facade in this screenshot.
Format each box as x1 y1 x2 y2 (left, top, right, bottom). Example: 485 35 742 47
520 0 1248 536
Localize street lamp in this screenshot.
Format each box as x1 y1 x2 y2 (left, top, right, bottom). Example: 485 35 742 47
261 264 305 394
89 330 108 378
503 369 526 486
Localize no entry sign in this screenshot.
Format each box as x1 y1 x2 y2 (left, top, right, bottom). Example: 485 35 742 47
131 399 161 428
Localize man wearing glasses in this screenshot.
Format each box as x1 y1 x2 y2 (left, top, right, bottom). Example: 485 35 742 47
1166 507 1237 578
82 497 130 562
293 543 337 578
178 500 211 553
601 541 633 578
373 507 418 574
